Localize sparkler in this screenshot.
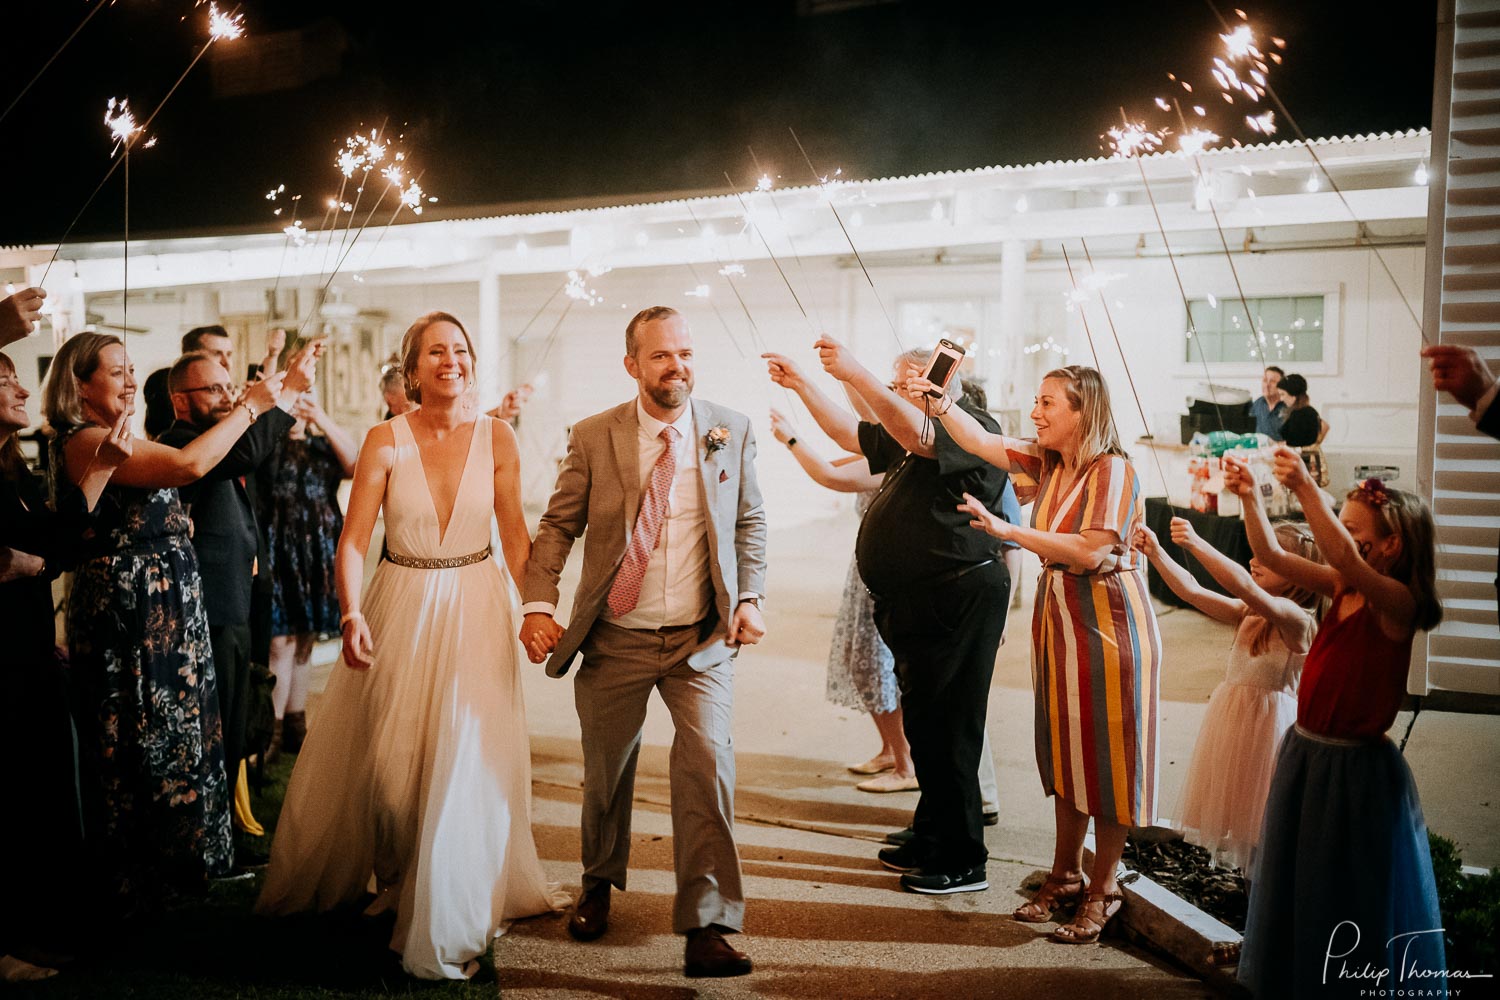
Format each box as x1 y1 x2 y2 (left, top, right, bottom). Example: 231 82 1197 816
40 3 248 286
0 0 112 129
748 146 826 331
787 127 906 351
1201 0 1424 341
723 171 816 333
678 210 751 360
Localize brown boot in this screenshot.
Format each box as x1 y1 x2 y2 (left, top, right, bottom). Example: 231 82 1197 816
282 711 307 754
264 717 284 765
684 926 751 978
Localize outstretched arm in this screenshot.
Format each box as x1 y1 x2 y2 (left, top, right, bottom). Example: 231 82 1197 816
960 492 1118 573
1169 516 1312 649
1270 446 1415 630
906 374 1020 470
769 409 882 492
1223 454 1339 600
764 351 860 452
814 337 934 458
1133 523 1245 625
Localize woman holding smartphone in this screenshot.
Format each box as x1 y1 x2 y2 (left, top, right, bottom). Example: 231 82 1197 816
906 364 1161 945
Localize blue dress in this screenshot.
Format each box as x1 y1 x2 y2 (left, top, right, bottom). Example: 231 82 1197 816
53 430 233 896
259 434 344 637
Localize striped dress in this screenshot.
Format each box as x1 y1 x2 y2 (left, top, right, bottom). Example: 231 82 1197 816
1004 442 1161 827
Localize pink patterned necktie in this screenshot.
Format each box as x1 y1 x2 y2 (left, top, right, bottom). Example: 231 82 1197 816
607 426 680 617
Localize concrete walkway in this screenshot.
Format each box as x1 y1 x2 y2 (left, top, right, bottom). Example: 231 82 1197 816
309 512 1498 996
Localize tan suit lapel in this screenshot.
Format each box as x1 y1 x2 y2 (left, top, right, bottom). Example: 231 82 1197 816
609 404 641 540
693 398 723 556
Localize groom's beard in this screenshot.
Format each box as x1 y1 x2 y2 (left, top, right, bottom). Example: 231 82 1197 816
646 372 693 410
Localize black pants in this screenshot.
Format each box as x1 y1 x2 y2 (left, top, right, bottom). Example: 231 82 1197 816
871 560 1009 873
208 623 251 802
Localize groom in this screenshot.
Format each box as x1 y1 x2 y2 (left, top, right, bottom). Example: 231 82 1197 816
519 306 768 979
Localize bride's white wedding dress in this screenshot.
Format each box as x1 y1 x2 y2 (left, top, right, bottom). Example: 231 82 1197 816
256 414 567 979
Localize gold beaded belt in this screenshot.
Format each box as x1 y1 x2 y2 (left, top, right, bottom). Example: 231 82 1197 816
381 544 491 570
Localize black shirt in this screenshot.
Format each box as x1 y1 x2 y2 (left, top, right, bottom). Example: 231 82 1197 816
1281 405 1321 447
854 402 1011 598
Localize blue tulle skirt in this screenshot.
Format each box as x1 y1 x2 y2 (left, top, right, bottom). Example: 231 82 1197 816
1239 726 1448 998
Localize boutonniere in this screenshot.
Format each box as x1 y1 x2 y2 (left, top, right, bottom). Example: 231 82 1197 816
704 424 731 456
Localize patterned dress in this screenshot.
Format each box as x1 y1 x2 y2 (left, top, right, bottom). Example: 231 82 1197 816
825 490 898 715
1004 442 1161 826
53 431 233 894
259 434 344 636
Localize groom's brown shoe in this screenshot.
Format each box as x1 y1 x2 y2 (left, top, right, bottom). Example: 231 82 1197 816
684 926 752 978
567 883 610 942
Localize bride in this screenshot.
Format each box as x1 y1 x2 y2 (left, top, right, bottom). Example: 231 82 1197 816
256 312 567 979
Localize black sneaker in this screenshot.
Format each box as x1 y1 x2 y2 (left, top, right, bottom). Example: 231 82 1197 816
899 866 988 895
983 811 999 827
877 842 923 873
883 826 915 846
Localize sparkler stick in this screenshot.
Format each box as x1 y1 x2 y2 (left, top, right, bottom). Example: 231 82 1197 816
788 127 906 350
523 298 576 383
39 3 246 286
723 171 816 333
1060 243 1177 513
269 192 303 317
0 0 111 129
746 147 826 332
1201 0 1426 341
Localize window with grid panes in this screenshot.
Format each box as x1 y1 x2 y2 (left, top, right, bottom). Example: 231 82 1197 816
1185 295 1325 364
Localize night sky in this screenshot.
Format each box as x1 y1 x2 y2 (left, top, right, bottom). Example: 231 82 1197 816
4 0 1437 248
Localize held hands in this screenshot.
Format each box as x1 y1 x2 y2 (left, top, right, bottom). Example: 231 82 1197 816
1421 344 1496 410
520 612 565 664
727 600 766 648
958 491 1013 541
768 408 795 445
762 352 806 393
242 372 286 415
0 287 46 347
1220 454 1256 499
1270 444 1313 493
341 613 374 670
813 336 863 383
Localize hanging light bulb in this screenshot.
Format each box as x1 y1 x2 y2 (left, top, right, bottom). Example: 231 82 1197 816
1304 172 1321 193
1415 162 1429 186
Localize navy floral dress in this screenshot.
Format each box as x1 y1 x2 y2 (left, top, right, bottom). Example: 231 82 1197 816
52 430 233 896
259 434 343 636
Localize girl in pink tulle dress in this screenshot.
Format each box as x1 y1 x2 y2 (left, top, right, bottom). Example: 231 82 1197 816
1135 517 1322 871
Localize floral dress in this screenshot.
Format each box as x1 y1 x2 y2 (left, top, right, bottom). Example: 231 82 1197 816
53 430 233 895
826 490 899 715
258 434 344 636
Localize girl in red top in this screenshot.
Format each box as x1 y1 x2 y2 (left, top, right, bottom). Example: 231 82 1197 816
1223 447 1445 998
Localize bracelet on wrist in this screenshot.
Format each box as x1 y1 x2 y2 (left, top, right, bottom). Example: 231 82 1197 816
239 400 260 424
785 437 797 449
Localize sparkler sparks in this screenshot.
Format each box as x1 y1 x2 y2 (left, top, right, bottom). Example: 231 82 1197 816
207 3 245 41
1177 128 1221 156
1106 122 1163 159
565 270 604 306
283 221 309 246
104 97 141 151
1246 110 1276 134
755 174 774 192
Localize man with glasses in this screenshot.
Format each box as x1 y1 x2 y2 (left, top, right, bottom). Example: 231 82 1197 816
159 348 314 868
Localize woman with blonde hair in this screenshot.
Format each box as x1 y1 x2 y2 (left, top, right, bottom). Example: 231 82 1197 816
43 331 314 905
258 311 566 980
907 364 1162 944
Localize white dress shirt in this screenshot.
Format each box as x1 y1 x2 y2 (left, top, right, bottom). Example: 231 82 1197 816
605 400 715 628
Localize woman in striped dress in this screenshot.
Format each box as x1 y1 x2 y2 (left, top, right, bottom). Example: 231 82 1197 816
909 365 1161 944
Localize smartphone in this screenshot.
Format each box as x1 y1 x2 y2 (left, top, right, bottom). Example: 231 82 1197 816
920 339 966 398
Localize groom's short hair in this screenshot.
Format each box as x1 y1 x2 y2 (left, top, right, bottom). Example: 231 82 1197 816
625 306 680 358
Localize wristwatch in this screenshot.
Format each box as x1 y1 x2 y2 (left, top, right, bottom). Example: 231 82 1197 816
739 595 762 608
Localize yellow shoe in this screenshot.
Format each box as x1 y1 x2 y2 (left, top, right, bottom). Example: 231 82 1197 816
232 760 265 837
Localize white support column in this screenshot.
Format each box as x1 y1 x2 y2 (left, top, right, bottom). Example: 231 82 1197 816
997 239 1028 412
477 252 503 410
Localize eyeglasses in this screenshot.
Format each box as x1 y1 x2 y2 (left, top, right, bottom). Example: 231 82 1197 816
180 383 234 399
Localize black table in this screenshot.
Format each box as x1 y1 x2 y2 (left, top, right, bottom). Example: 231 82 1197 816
1143 497 1255 609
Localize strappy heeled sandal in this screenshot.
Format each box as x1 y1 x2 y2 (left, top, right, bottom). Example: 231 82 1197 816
1012 872 1087 923
1049 890 1125 944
